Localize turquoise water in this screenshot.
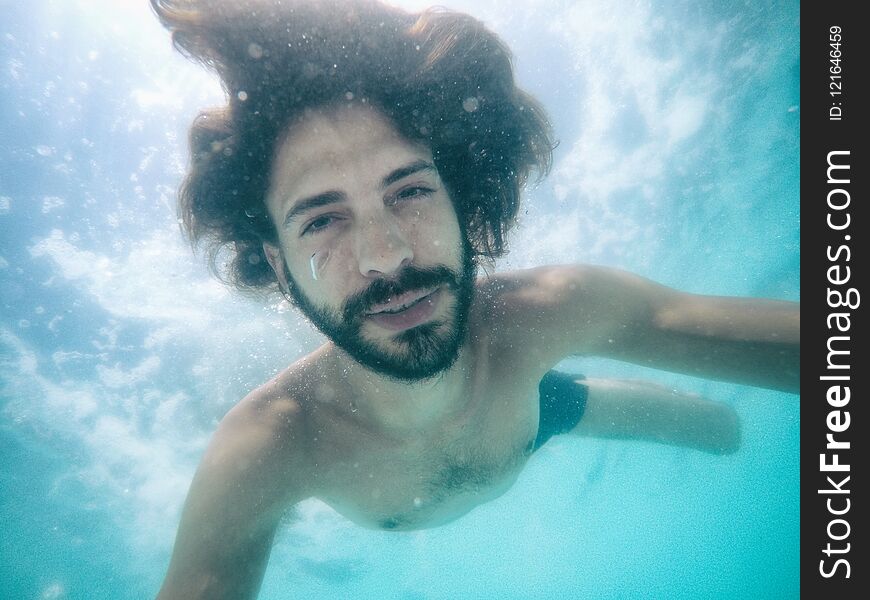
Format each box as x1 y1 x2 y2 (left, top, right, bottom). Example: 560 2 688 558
0 1 799 599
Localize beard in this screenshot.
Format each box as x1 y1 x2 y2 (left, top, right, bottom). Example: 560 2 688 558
282 244 476 382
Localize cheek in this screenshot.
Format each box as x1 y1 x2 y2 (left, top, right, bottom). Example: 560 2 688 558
416 227 453 259
291 248 357 296
413 202 463 260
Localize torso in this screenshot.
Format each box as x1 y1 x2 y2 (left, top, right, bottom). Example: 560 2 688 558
310 365 540 530
255 274 555 531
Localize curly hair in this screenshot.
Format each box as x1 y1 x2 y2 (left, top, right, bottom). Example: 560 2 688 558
151 0 553 292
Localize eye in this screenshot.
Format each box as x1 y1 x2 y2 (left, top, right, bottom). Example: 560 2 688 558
301 214 337 236
391 185 435 204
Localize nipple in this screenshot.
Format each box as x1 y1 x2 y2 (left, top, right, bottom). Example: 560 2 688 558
309 250 331 281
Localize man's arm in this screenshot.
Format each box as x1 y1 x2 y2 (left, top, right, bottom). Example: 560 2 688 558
484 265 800 393
156 395 309 600
575 377 740 454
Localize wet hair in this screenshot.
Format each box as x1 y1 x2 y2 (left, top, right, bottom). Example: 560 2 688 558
151 0 553 292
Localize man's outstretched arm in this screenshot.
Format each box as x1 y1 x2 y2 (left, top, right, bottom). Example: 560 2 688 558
487 265 800 393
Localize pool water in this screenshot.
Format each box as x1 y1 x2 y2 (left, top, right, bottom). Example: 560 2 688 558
0 1 799 598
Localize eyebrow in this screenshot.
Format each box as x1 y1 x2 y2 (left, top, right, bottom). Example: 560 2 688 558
283 191 343 227
282 159 437 227
379 159 436 189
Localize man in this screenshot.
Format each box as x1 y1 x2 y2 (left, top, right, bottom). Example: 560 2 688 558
152 1 799 598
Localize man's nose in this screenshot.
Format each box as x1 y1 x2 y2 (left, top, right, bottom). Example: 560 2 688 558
354 215 413 278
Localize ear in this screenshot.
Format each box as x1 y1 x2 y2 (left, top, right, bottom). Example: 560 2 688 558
262 242 290 291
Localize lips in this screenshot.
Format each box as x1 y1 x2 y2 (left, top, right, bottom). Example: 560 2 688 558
366 287 438 315
365 288 441 331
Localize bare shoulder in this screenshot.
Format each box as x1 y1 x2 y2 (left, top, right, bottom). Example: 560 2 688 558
470 264 649 367
187 359 326 527
475 264 615 305
209 372 313 495
473 264 605 327
157 373 314 599
469 266 581 372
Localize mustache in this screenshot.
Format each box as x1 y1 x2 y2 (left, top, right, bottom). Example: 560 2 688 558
342 265 460 322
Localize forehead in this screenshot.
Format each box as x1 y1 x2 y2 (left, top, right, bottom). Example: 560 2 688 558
267 103 433 201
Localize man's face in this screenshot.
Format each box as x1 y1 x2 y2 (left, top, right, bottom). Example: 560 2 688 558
263 103 475 382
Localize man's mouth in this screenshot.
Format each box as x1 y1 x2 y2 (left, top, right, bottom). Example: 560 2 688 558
364 287 441 331
366 287 438 315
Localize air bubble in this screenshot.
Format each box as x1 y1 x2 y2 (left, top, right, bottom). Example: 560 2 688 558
462 96 480 113
310 250 331 280
41 582 65 599
247 42 264 59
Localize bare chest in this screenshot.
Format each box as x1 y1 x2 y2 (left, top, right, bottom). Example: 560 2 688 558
318 440 532 530
311 376 540 530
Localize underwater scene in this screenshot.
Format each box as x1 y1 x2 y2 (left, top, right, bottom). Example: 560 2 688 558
1 1 799 598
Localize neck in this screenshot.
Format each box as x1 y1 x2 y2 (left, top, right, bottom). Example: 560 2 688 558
325 341 473 434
